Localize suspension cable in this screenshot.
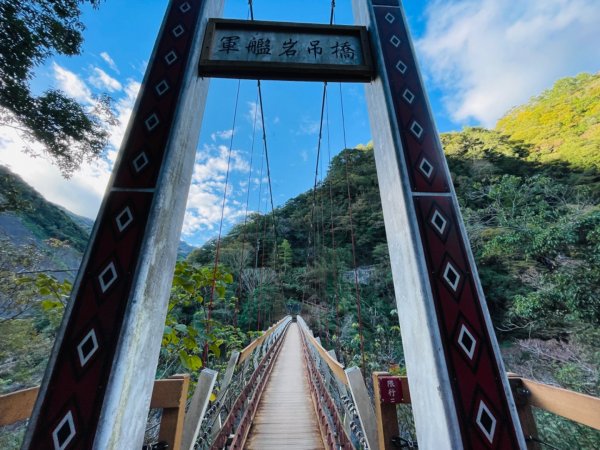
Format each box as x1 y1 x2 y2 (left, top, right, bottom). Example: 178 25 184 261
339 83 366 372
204 79 242 364
234 87 260 326
325 91 341 351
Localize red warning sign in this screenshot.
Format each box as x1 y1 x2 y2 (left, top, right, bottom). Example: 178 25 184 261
379 376 403 404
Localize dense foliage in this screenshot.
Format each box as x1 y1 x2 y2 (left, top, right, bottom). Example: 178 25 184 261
0 0 111 176
1 72 599 448
497 72 600 171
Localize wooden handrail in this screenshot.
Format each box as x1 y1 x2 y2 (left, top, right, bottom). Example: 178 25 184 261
0 375 190 450
297 315 348 385
0 386 38 426
519 377 600 431
372 373 600 449
238 315 290 363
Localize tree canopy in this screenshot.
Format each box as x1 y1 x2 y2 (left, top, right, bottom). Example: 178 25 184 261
0 0 110 177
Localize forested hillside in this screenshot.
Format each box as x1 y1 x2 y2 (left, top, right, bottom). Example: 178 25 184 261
1 73 599 448
497 72 600 171
187 73 600 445
193 72 600 346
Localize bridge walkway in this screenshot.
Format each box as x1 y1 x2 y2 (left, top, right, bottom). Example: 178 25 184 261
245 322 325 449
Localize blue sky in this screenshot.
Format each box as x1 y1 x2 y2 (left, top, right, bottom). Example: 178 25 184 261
1 0 599 246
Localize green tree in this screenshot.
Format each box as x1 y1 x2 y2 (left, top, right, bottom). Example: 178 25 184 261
278 239 293 273
0 0 112 177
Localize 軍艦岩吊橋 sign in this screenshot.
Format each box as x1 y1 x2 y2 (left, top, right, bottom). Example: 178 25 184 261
199 19 374 82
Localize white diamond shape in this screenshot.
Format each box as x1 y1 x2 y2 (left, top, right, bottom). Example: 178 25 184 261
155 79 169 96
443 262 460 291
145 114 159 131
77 329 99 367
172 24 185 37
116 207 134 232
431 210 448 235
457 324 476 360
179 2 191 13
385 12 395 23
390 35 401 47
165 50 178 65
402 88 415 104
132 152 149 173
410 120 423 139
99 262 118 293
52 411 76 450
419 158 434 178
476 401 497 444
396 60 407 74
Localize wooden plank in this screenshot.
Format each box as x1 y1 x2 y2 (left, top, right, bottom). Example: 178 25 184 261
0 377 190 427
373 372 401 450
522 378 600 430
346 366 379 450
0 386 39 426
180 369 218 450
158 374 190 450
150 378 189 409
245 323 325 450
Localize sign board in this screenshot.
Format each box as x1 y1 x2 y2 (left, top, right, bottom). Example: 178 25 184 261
378 376 403 404
199 19 374 82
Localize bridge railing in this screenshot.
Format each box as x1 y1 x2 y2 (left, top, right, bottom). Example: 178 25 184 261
371 371 600 450
0 317 293 450
189 315 293 449
297 315 379 450
0 375 191 450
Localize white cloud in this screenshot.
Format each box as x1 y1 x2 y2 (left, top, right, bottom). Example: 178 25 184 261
182 144 251 237
0 68 140 219
89 67 123 92
417 0 600 127
52 62 93 104
210 129 234 142
0 126 111 218
246 101 263 129
100 52 119 73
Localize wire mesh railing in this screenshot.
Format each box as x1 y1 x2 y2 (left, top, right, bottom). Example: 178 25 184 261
192 316 292 449
297 315 371 450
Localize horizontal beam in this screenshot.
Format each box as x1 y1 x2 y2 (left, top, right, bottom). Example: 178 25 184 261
520 378 600 430
372 375 599 431
0 376 189 427
0 386 38 425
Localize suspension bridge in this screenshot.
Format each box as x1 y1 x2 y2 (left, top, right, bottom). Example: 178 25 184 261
1 0 599 449
2 315 599 449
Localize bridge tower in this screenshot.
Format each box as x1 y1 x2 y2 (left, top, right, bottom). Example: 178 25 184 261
23 1 525 449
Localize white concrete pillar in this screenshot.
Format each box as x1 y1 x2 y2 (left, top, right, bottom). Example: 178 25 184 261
353 1 526 448
23 1 224 449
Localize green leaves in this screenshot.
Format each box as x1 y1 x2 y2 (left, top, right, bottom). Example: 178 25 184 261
0 0 110 177
178 350 202 371
159 260 243 376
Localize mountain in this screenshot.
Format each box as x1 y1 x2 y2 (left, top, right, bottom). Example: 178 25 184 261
0 165 89 252
0 165 196 277
497 72 600 171
188 73 599 399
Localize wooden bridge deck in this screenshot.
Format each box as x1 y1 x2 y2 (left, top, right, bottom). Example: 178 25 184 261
245 322 325 449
